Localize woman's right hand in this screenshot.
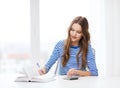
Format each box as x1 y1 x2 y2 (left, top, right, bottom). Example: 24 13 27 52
38 67 46 75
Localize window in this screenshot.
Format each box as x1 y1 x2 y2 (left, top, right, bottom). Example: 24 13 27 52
0 0 30 73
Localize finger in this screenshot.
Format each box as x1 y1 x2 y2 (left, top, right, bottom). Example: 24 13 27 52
68 70 77 76
67 71 73 76
38 69 44 75
38 70 43 75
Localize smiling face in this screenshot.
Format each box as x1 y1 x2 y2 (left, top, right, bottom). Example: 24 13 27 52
62 16 90 67
70 23 82 46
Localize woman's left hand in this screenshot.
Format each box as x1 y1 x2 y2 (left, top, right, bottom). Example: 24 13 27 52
67 68 78 76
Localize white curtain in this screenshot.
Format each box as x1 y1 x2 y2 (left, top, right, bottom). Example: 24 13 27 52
105 0 120 77
89 0 120 77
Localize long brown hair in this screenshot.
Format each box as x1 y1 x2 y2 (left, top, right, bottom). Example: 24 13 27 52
62 16 90 69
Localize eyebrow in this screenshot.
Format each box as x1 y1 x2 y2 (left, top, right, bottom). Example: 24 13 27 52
71 27 82 32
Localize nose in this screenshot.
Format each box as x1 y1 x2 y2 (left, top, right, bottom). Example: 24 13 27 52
72 31 77 36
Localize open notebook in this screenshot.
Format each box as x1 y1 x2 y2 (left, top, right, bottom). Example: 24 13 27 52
15 61 55 82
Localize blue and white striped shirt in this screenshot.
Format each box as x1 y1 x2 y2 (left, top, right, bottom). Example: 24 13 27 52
45 40 98 76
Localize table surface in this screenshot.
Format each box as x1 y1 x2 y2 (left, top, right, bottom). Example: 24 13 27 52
0 72 120 88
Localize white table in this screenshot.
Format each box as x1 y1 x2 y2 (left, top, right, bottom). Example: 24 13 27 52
0 72 120 88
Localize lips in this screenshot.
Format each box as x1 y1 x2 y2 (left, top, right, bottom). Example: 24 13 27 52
71 37 78 41
71 36 77 39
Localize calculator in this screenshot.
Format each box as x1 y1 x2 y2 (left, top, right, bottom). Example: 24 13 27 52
63 75 79 80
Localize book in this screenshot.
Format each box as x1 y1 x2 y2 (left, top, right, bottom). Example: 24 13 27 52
15 74 55 82
15 60 55 83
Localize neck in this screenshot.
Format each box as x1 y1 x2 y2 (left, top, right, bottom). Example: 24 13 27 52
71 42 79 46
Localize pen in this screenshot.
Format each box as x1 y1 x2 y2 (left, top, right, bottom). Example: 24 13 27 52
36 62 40 68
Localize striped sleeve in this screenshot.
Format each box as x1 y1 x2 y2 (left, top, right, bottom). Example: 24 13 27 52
45 40 64 72
86 44 98 76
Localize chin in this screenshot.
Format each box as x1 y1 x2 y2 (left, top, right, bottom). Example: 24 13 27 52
71 39 78 42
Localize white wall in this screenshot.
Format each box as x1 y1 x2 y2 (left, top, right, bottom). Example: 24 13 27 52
89 0 106 76
105 0 120 77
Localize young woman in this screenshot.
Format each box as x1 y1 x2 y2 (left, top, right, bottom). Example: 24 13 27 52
39 16 98 77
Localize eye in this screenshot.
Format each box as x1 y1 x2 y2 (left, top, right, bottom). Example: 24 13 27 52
77 31 82 34
71 28 75 31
